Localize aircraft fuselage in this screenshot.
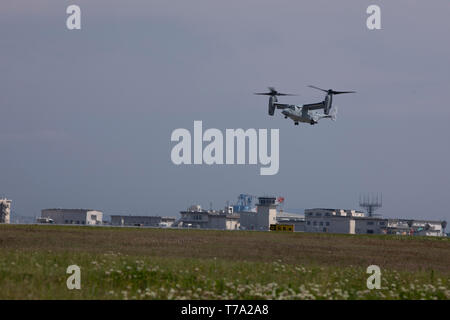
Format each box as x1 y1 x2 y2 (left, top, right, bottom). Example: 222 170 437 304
281 107 318 125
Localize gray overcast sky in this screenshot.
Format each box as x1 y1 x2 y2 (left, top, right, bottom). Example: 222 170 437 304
1 0 449 221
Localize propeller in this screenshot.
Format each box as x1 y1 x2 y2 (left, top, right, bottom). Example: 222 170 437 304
254 87 297 96
308 85 355 95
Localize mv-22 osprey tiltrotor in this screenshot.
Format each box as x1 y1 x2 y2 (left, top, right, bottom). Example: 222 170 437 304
254 86 355 125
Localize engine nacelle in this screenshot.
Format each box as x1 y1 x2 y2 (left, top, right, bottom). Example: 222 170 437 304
324 94 333 115
268 96 277 116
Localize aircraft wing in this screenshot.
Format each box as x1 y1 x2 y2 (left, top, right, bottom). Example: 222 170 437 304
274 103 296 109
302 102 324 110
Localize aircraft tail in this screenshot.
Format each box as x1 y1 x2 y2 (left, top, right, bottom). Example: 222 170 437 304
318 106 337 122
330 105 337 121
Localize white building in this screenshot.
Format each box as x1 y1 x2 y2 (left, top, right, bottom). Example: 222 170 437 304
175 205 240 230
110 215 175 227
304 208 446 237
41 209 103 225
305 208 386 234
0 198 12 224
239 197 277 231
354 216 388 234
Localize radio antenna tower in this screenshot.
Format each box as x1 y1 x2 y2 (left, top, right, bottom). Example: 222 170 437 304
359 193 382 217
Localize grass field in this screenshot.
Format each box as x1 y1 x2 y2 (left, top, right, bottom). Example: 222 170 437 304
0 224 449 300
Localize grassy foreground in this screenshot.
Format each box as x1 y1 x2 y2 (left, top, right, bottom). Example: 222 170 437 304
0 224 449 299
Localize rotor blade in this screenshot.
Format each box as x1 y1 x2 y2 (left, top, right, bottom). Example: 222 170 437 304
308 85 328 93
269 87 297 96
331 90 356 95
255 88 297 96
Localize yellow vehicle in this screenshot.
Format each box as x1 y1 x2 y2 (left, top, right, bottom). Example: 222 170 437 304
270 224 294 232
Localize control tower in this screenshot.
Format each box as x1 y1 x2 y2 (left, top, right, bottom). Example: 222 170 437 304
238 196 279 230
255 197 277 230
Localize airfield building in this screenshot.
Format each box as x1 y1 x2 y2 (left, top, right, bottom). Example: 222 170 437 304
173 195 446 237
41 209 103 225
276 211 306 232
304 208 446 236
175 205 240 230
304 208 386 234
239 197 277 231
0 198 12 224
386 219 445 236
110 215 175 227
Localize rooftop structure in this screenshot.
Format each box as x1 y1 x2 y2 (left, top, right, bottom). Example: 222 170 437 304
359 193 382 217
305 208 366 218
232 194 257 213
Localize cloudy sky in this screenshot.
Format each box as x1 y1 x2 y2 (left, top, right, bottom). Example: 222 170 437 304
1 0 449 221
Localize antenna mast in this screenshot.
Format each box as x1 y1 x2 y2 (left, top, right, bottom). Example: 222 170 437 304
359 193 382 217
